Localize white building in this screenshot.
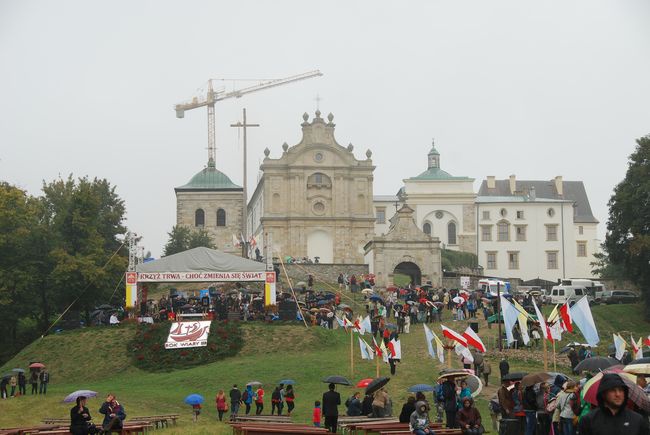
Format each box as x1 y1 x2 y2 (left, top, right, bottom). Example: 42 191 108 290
476 175 599 282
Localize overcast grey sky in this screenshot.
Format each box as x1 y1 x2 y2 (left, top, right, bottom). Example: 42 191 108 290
1 1 649 257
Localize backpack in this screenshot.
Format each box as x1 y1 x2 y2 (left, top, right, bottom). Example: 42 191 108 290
242 391 249 402
489 398 502 414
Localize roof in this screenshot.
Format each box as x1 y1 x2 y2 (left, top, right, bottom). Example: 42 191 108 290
476 196 570 204
374 195 399 202
136 247 265 274
175 163 242 191
409 167 473 181
478 179 598 223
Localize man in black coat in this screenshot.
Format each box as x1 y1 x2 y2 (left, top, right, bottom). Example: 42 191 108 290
322 383 341 433
499 357 509 380
229 384 242 420
578 373 649 435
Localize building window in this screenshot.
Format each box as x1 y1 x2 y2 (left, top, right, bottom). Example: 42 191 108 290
487 252 497 270
500 208 507 217
547 251 558 269
515 225 527 241
546 224 558 241
547 208 555 217
307 172 331 188
577 242 587 257
216 208 226 226
482 210 490 220
497 221 510 241
516 210 524 219
508 251 519 269
423 222 432 235
448 222 457 245
481 225 492 241
376 208 386 224
195 209 205 227
579 226 584 235
435 211 444 219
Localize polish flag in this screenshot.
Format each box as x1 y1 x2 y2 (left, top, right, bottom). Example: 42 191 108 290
559 303 573 333
462 327 486 353
644 335 650 347
372 337 382 357
441 324 468 347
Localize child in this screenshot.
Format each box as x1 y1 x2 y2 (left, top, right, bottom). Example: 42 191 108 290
312 400 321 427
192 403 201 422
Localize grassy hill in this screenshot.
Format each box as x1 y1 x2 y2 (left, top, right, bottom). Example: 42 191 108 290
1 302 648 434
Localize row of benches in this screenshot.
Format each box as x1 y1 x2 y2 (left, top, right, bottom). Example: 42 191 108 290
0 414 180 435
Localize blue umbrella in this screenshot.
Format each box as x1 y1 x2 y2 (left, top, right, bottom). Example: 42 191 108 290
408 384 435 393
278 379 296 385
184 394 205 405
317 300 330 306
369 295 384 303
64 390 98 403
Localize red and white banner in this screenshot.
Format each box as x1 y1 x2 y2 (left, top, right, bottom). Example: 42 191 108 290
164 321 212 349
138 271 265 283
441 324 467 347
462 327 486 353
125 272 138 309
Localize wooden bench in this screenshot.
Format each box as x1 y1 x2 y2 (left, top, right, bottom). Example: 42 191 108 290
129 414 180 428
233 415 292 423
378 430 462 435
230 422 326 435
347 422 444 435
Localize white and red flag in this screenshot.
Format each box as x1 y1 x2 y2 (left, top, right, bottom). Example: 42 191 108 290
441 324 468 347
462 327 486 353
559 303 573 333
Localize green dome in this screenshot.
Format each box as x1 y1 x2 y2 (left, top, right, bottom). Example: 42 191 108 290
410 167 472 181
175 164 242 191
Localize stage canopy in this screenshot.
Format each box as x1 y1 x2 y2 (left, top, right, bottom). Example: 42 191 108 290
136 247 266 282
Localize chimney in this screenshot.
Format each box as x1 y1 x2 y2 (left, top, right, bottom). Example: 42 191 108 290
554 176 563 196
487 176 496 189
529 186 536 200
509 175 516 194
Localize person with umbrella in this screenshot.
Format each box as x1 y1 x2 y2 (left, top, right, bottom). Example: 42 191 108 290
322 383 341 433
346 392 362 416
39 369 50 395
29 369 38 395
457 397 483 435
255 384 265 415
98 393 126 432
556 381 579 435
243 384 254 415
579 373 649 435
70 395 98 434
16 370 26 396
285 384 296 416
410 400 434 435
372 387 389 417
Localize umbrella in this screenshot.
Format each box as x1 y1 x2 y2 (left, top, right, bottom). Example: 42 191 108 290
2 373 13 379
309 308 319 313
322 375 351 386
181 303 193 309
362 289 374 296
452 296 464 304
583 370 650 412
96 304 114 310
369 295 384 303
317 300 330 306
406 300 416 305
503 372 527 382
246 381 263 387
365 377 390 395
296 281 307 287
386 286 398 292
63 390 98 403
356 378 374 388
29 363 45 369
425 301 435 307
338 304 351 309
419 298 429 304
408 384 435 393
626 357 650 366
521 372 553 387
574 357 619 373
278 379 295 385
184 394 205 405
11 368 25 373
252 297 263 301
624 363 650 375
465 375 483 398
385 323 397 330
438 371 469 381
433 302 445 307
323 294 336 300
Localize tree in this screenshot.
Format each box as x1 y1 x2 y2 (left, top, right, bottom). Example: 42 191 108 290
603 135 650 318
163 225 215 256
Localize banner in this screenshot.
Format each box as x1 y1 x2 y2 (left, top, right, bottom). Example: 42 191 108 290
125 272 137 308
460 276 470 289
137 271 265 282
264 271 277 306
165 321 212 349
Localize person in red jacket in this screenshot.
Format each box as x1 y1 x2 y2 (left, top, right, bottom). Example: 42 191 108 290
255 387 264 415
457 397 483 435
313 400 322 427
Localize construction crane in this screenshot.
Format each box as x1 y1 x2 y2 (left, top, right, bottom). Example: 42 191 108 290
174 70 323 167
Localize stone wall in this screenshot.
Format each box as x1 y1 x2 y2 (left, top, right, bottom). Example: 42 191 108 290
279 263 369 285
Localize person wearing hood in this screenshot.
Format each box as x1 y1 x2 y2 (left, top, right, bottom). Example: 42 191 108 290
578 373 649 435
457 397 483 435
399 396 417 423
409 400 433 435
243 385 254 415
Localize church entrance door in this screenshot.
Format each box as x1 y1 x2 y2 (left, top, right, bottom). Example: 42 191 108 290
393 261 422 286
307 230 333 263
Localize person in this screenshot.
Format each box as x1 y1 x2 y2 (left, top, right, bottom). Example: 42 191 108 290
17 372 26 396
536 382 551 435
523 384 537 435
511 381 526 433
0 377 8 399
409 400 433 435
278 383 286 415
556 381 578 435
579 373 649 435
337 273 344 290
361 393 373 416
313 400 322 427
39 369 49 395
30 371 38 395
322 383 341 433
372 388 389 417
285 384 295 416
243 384 254 415
499 357 509 380
497 379 514 419
191 402 201 422
70 395 98 435
433 381 445 423
459 380 472 400
229 384 242 420
109 313 120 325
9 375 16 397
346 392 362 416
568 347 580 372
399 396 417 423
442 376 458 428
481 361 491 386
255 386 264 415
215 390 227 421
271 387 282 415
98 393 126 432
457 397 483 435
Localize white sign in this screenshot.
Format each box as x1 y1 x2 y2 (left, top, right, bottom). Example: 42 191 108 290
164 321 212 349
138 271 265 283
460 276 471 289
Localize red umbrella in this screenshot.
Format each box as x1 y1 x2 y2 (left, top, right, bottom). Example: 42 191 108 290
583 369 650 412
356 378 373 388
29 363 45 369
419 298 429 304
386 286 398 292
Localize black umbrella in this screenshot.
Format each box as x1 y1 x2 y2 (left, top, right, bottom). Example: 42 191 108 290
96 304 114 310
503 372 527 382
365 377 390 396
322 375 351 386
627 357 650 366
574 357 619 373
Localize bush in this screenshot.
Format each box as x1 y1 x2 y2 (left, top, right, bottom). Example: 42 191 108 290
127 320 243 372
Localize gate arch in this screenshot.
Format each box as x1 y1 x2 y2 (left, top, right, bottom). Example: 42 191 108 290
393 261 422 286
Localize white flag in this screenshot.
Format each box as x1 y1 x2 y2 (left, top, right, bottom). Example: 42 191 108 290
613 333 627 361
570 297 600 347
500 296 520 345
359 337 373 360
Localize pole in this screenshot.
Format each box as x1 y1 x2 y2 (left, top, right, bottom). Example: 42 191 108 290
447 343 453 368
376 350 380 378
497 282 502 351
350 330 354 378
543 336 548 371
553 340 557 372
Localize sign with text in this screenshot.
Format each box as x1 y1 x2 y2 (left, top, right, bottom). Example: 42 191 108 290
137 271 265 283
264 271 276 306
460 276 471 290
164 321 212 349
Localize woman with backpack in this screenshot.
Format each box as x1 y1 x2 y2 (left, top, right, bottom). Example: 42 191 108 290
243 385 254 415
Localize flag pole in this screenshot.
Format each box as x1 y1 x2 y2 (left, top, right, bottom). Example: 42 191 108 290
552 339 557 372
350 329 354 378
376 349 380 378
543 336 548 371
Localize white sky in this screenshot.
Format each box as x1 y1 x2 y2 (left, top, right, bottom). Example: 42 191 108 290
1 1 649 257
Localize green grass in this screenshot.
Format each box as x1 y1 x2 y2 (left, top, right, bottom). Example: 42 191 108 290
1 302 648 434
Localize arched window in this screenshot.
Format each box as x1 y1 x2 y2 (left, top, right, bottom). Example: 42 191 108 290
307 172 332 188
423 222 432 235
448 221 457 245
195 209 205 227
216 208 226 227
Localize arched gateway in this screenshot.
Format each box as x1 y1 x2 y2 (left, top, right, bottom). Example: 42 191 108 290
393 261 422 286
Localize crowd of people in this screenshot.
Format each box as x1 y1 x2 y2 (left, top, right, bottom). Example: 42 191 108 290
69 393 126 434
0 368 49 399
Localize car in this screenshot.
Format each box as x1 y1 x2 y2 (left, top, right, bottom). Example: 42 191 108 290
600 290 639 304
548 285 593 306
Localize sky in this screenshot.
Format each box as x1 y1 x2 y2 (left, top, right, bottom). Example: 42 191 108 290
1 1 649 257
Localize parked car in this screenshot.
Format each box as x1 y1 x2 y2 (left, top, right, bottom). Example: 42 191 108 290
599 290 639 305
548 285 593 305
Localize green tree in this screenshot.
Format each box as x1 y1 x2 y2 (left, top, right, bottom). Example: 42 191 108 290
189 227 216 250
603 135 650 318
163 225 215 256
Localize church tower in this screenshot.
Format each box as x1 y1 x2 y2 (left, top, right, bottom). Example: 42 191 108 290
427 140 440 169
